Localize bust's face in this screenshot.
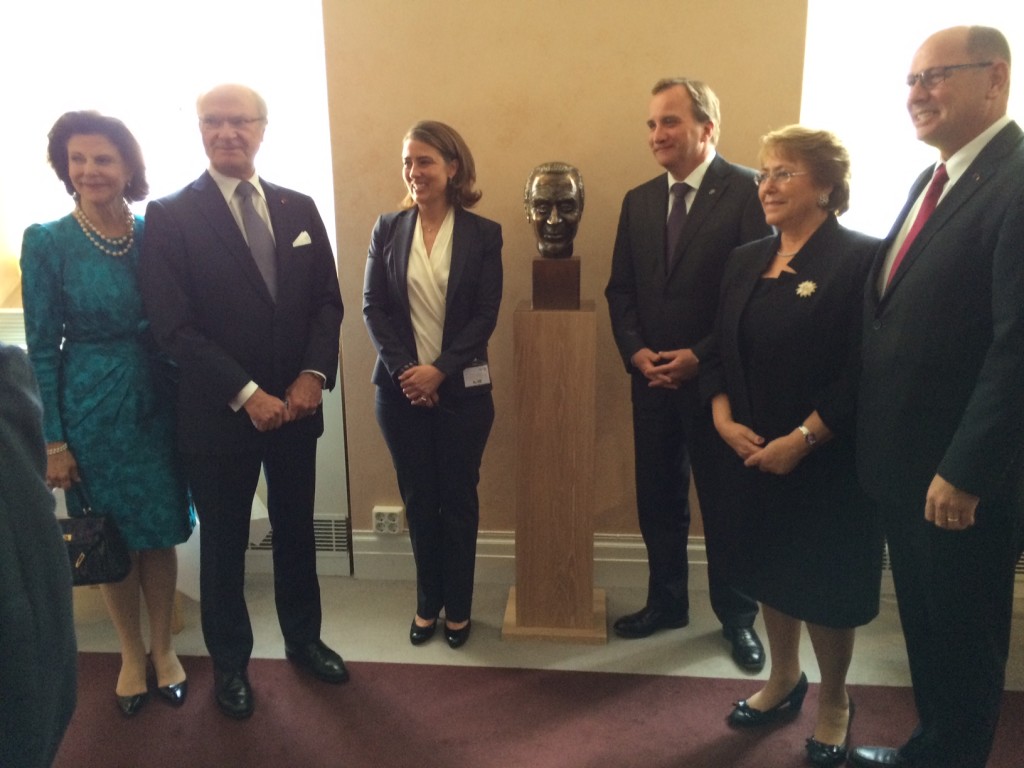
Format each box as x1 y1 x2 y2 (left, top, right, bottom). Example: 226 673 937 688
525 172 582 258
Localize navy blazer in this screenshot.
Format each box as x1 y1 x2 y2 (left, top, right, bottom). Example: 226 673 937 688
139 172 344 453
363 206 503 400
606 153 770 375
858 121 1024 503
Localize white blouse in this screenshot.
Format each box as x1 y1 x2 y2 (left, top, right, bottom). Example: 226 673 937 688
407 208 454 364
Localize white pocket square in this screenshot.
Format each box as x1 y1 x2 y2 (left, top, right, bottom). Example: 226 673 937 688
292 231 312 247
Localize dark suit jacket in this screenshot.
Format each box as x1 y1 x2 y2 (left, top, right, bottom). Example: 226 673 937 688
702 216 878 440
139 172 344 453
606 154 771 376
0 344 76 768
858 121 1024 504
363 206 503 400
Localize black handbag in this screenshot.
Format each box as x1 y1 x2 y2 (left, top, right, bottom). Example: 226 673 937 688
59 486 131 586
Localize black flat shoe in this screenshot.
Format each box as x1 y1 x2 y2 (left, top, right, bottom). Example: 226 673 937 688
445 620 471 649
410 618 437 646
612 606 689 639
285 638 350 684
805 698 855 767
215 669 253 720
116 691 149 716
727 672 808 727
722 626 766 672
156 679 188 706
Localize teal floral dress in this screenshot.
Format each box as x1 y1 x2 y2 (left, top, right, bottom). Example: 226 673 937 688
20 214 194 550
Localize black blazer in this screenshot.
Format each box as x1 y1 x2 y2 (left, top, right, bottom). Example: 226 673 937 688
139 172 344 453
701 216 878 439
363 206 503 400
0 344 77 768
857 121 1024 503
606 154 771 375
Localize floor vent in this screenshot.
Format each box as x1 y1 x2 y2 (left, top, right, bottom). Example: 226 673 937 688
248 517 353 574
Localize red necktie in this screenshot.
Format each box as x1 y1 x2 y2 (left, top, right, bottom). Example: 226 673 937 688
886 164 948 287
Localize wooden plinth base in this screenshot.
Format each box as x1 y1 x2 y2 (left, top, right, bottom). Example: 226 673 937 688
501 587 608 644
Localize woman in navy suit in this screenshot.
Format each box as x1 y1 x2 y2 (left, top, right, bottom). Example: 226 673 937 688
364 121 502 649
700 126 882 766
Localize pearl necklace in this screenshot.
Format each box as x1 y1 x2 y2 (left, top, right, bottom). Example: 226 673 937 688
73 203 135 257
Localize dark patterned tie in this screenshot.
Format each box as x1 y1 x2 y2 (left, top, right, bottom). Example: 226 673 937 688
235 180 278 300
665 182 690 272
886 164 948 288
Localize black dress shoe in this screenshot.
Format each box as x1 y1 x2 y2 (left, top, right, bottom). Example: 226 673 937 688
727 672 808 726
215 670 253 720
156 679 188 707
848 746 903 767
116 691 148 716
444 620 471 649
410 618 437 646
285 639 350 684
723 626 766 671
805 698 854 767
612 607 689 639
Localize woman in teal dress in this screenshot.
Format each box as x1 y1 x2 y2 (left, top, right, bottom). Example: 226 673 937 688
21 111 194 716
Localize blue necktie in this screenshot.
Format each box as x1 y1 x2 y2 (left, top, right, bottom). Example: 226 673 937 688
665 182 690 272
235 181 278 300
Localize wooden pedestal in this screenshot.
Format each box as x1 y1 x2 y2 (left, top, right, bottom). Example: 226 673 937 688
502 300 607 644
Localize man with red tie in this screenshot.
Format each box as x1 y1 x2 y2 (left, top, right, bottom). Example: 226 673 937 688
852 26 1024 768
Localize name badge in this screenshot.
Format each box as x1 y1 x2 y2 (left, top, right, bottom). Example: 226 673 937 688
463 362 490 388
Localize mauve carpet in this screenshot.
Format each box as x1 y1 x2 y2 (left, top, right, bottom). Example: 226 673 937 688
51 653 1023 768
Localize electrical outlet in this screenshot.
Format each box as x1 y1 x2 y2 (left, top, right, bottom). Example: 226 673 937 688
372 505 403 535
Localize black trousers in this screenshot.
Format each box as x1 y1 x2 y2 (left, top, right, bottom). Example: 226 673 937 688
376 388 494 623
881 493 1021 768
185 432 322 673
631 377 757 628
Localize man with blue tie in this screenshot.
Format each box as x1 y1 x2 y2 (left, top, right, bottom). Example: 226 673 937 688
605 78 770 669
851 26 1024 768
139 84 346 719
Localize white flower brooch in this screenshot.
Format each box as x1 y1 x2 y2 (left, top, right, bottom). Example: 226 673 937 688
795 281 817 298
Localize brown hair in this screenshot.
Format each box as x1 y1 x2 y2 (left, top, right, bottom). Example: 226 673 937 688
46 111 148 201
760 125 851 215
651 78 721 145
401 121 481 209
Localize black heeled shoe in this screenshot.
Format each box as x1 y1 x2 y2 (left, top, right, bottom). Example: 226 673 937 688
409 618 437 646
727 672 808 726
444 620 471 649
156 679 188 706
116 691 149 716
805 698 855 767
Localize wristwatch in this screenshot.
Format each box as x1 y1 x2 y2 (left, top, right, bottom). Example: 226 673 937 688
797 425 817 446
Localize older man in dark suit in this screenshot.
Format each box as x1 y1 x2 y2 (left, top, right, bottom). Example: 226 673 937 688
851 26 1024 768
0 343 76 767
605 78 771 669
139 84 345 720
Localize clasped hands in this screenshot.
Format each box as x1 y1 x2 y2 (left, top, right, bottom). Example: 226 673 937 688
632 347 698 389
717 420 807 476
399 364 445 408
244 372 322 432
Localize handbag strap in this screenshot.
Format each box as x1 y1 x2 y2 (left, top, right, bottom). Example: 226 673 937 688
71 483 96 516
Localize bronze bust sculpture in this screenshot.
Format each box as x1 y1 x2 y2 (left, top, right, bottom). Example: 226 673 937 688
524 162 584 259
